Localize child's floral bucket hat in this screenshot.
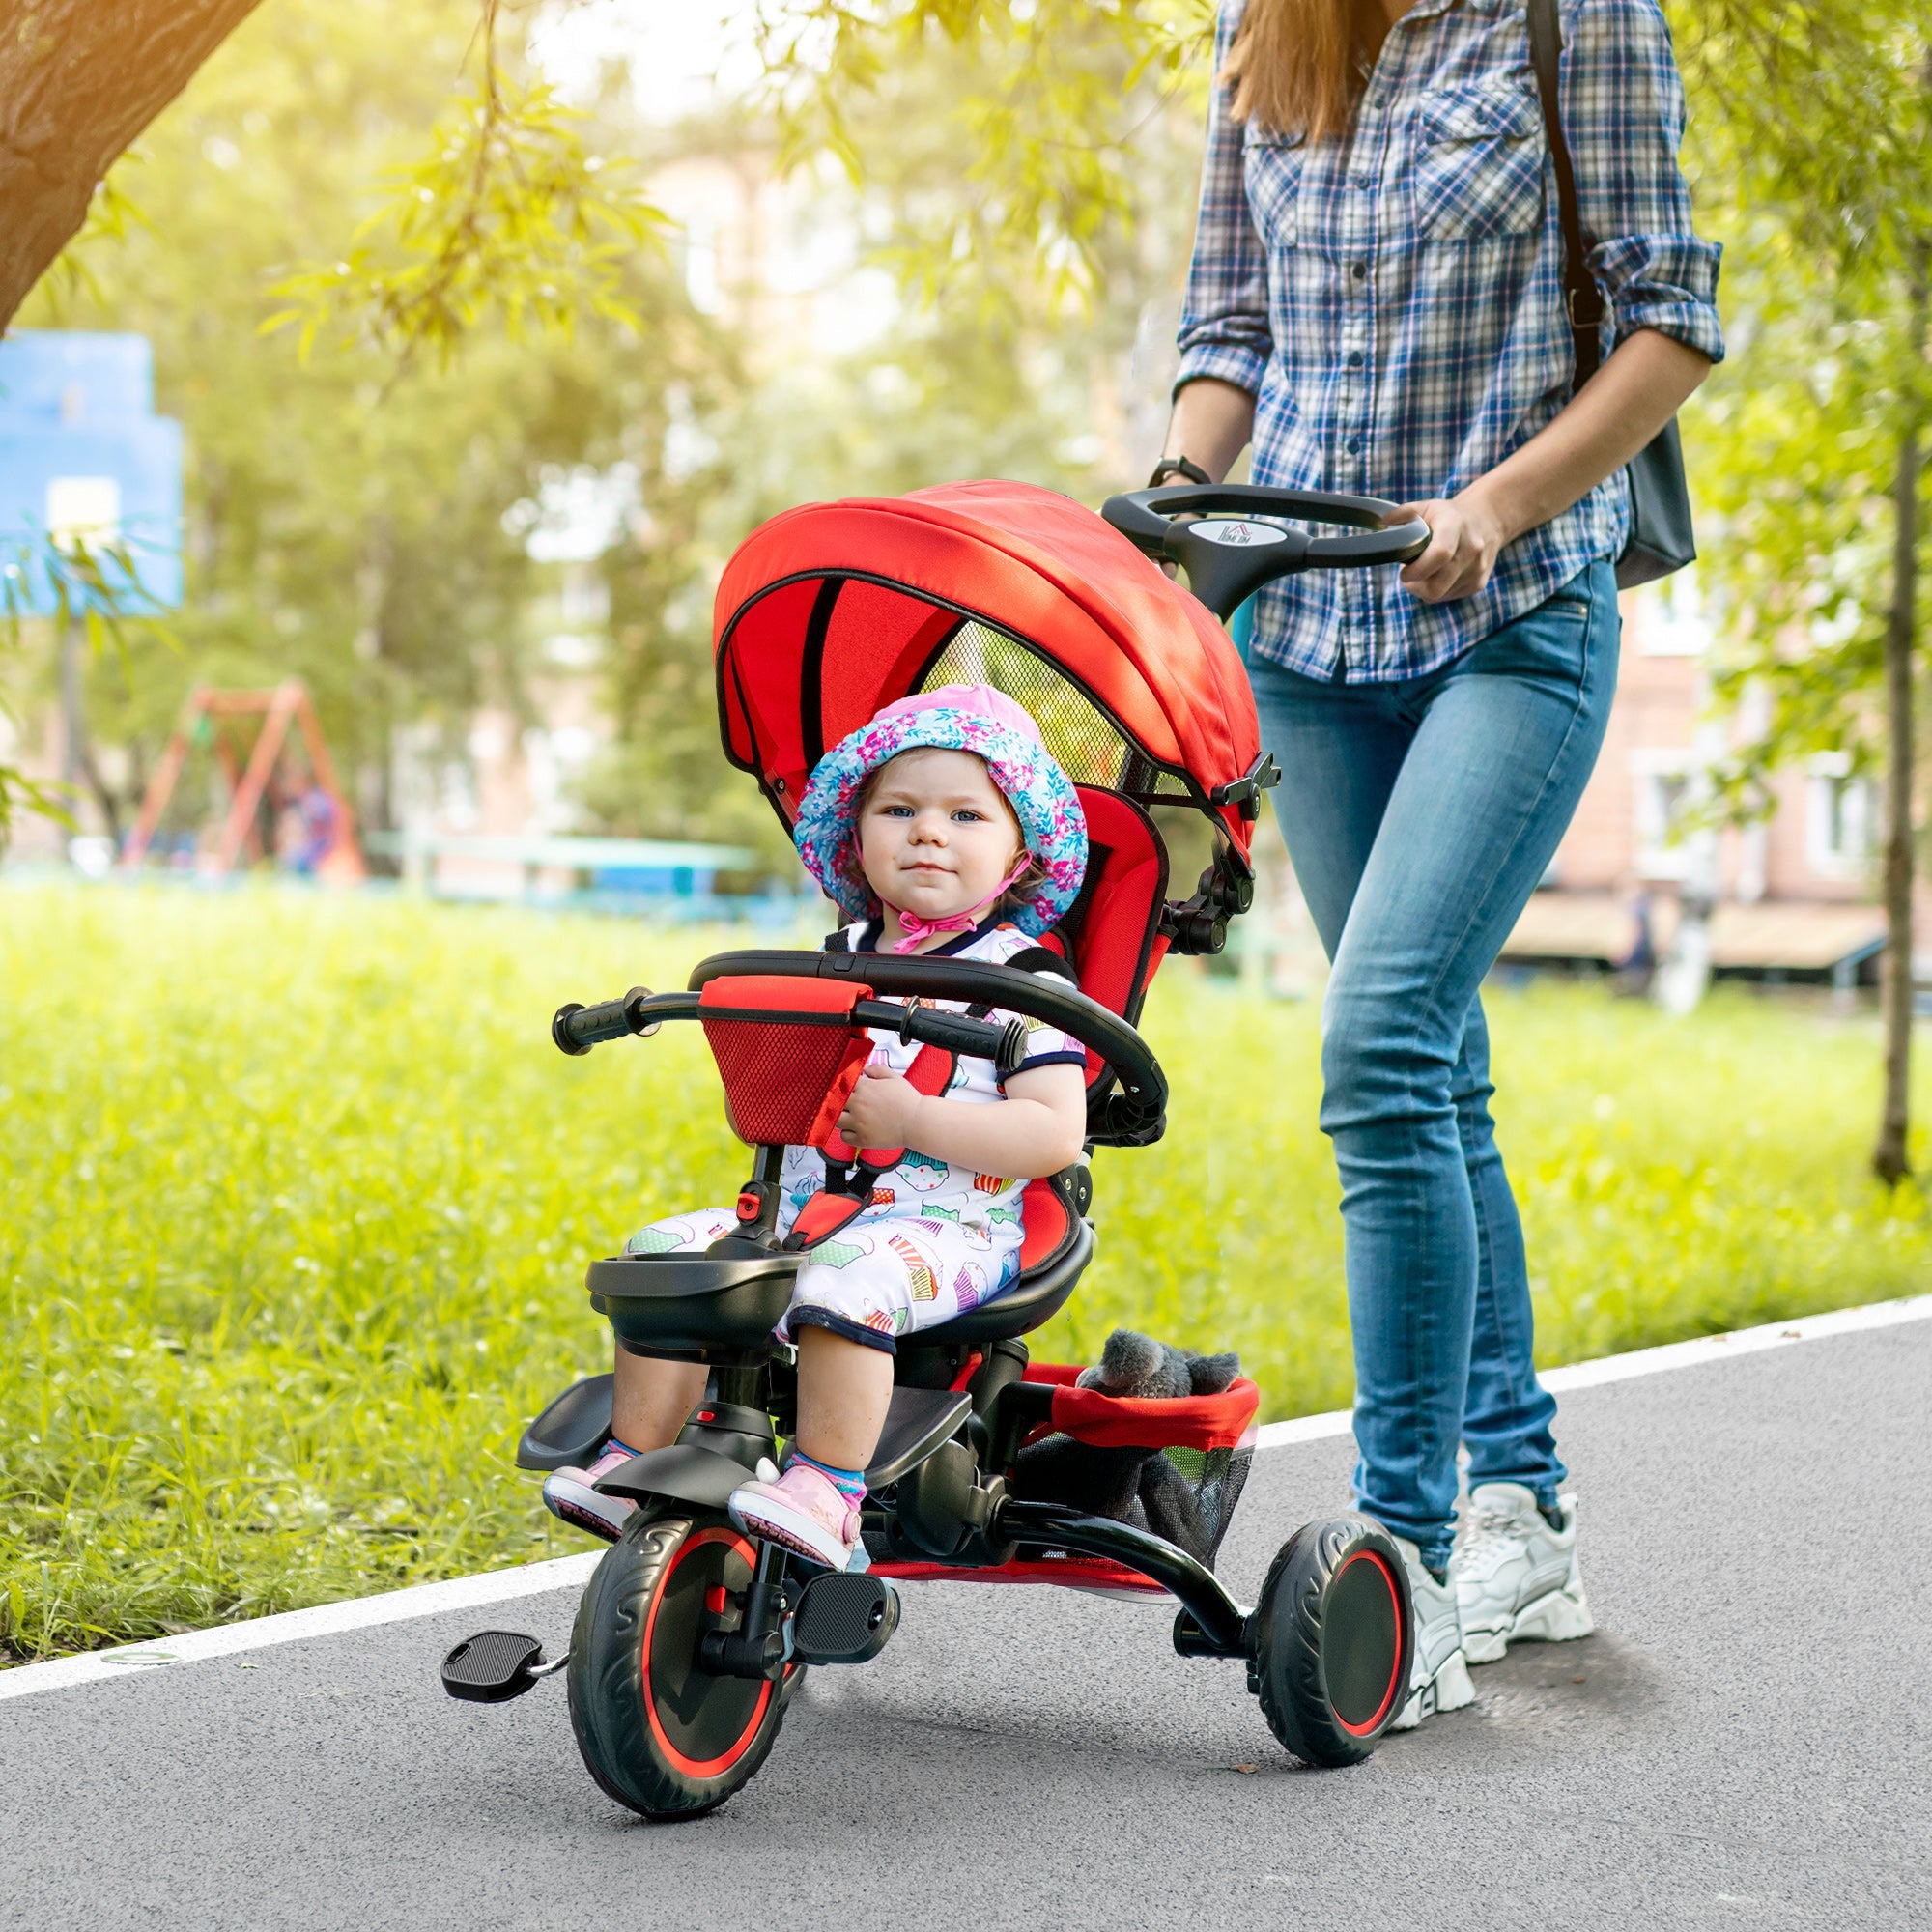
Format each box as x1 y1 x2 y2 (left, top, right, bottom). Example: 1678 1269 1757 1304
793 682 1088 936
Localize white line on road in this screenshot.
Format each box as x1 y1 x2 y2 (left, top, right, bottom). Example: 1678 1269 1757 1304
7 1291 1928 1705
0 1551 600 1706
1251 1291 1932 1451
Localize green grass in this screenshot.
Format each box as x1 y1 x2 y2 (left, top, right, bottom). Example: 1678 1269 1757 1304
3 881 1925 1662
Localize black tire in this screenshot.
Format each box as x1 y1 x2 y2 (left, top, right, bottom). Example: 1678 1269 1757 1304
567 1508 793 1819
1250 1514 1412 1767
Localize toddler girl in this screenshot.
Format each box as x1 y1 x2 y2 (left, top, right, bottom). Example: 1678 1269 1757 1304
544 685 1091 1571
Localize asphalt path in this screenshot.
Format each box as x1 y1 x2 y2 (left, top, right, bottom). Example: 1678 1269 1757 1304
7 1318 1927 1932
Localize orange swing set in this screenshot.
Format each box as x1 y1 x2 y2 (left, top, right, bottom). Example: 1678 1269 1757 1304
120 679 366 882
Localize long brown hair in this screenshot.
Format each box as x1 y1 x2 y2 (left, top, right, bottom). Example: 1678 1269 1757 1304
1221 0 1383 143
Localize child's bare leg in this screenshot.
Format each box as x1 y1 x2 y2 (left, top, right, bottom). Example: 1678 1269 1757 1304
611 1347 709 1453
725 1325 891 1569
793 1326 894 1471
542 1349 705 1543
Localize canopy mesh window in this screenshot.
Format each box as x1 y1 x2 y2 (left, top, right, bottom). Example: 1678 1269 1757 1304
921 622 1194 805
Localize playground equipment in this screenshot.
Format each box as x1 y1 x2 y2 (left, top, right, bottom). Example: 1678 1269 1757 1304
120 680 364 881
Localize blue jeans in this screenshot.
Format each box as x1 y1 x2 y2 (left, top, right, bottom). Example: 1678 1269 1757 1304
1246 560 1620 1572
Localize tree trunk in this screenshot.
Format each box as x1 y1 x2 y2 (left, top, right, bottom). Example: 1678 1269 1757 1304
1873 264 1926 1186
0 0 267 331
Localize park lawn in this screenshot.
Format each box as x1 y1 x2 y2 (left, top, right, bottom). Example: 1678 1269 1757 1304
3 881 1925 1662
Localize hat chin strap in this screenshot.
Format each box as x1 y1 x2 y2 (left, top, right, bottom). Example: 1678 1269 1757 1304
878 859 1029 955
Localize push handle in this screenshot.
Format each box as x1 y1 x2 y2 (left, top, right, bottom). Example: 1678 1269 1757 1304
1100 484 1430 620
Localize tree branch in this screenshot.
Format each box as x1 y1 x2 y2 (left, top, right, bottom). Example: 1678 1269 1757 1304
0 0 267 331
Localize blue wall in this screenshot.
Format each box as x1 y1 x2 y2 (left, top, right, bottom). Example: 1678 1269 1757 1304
0 331 184 613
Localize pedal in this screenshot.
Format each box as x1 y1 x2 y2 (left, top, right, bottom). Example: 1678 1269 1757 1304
790 1574 900 1665
440 1630 550 1703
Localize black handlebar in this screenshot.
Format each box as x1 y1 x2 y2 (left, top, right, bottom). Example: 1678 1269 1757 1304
850 998 1028 1076
1100 484 1430 620
552 951 1171 1146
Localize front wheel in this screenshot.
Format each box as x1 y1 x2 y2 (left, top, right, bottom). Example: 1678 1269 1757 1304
1250 1515 1411 1767
568 1508 792 1818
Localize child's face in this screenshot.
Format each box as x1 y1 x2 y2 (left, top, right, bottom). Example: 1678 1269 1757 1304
856 748 1027 924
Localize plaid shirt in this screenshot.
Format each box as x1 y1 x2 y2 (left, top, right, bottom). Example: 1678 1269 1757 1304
1176 0 1724 681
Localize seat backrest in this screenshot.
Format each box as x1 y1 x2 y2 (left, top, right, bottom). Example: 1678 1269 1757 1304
1037 785 1170 1032
1016 1175 1071 1271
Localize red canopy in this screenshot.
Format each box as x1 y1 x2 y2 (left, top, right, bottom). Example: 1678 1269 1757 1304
712 480 1263 856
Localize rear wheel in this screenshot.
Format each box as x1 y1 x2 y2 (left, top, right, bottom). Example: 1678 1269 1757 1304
568 1508 792 1818
1251 1515 1411 1767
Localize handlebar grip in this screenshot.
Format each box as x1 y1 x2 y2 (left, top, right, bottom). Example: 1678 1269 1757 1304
851 999 1026 1078
553 987 661 1057
553 999 630 1056
1305 523 1433 568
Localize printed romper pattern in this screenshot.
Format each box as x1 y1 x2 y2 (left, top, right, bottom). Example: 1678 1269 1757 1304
626 920 1085 1351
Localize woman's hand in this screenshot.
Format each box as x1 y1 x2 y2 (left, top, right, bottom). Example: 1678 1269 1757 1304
837 1063 925 1151
1389 331 1713 605
1387 492 1509 603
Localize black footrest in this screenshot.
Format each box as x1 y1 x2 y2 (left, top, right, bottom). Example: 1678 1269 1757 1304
791 1574 900 1665
441 1630 545 1702
865 1386 972 1488
516 1375 613 1472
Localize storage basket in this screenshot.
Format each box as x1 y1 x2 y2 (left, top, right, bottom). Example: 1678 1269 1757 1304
871 1360 1260 1595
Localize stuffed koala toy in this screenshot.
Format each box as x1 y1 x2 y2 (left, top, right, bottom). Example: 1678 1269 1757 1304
1009 1329 1241 1563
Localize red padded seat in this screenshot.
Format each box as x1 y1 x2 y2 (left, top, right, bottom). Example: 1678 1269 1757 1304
1015 1178 1070 1272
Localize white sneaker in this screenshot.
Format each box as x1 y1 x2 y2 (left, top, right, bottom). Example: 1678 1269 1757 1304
1452 1482 1594 1664
1384 1535 1476 1731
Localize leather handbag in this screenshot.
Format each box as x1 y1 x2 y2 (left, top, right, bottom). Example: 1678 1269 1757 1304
1527 0 1696 588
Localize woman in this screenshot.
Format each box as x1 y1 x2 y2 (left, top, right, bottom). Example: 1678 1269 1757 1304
1161 0 1721 1726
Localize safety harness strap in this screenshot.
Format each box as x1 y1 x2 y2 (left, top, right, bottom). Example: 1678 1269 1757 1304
783 1037 958 1251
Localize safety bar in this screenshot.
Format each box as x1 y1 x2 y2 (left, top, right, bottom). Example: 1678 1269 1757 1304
552 952 1170 1145
553 986 1023 1074
689 951 1168 1144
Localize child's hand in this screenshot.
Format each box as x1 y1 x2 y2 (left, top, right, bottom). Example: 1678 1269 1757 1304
837 1063 926 1151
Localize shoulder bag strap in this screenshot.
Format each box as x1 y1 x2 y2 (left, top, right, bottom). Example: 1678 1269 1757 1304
1526 0 1605 384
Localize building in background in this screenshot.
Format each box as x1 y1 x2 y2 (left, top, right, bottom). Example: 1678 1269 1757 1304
1503 577 1911 992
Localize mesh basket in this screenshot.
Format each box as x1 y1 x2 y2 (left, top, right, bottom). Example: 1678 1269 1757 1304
1151 1441 1253 1569
702 1014 861 1146
921 622 1195 806
697 976 871 1147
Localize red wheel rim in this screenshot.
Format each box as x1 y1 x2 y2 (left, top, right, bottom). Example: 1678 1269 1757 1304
1330 1549 1406 1737
641 1525 774 1778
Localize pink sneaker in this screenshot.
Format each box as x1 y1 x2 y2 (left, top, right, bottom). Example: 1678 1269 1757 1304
542 1442 639 1543
728 1462 861 1571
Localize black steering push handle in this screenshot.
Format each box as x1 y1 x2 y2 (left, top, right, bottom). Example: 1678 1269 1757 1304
1100 484 1430 621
